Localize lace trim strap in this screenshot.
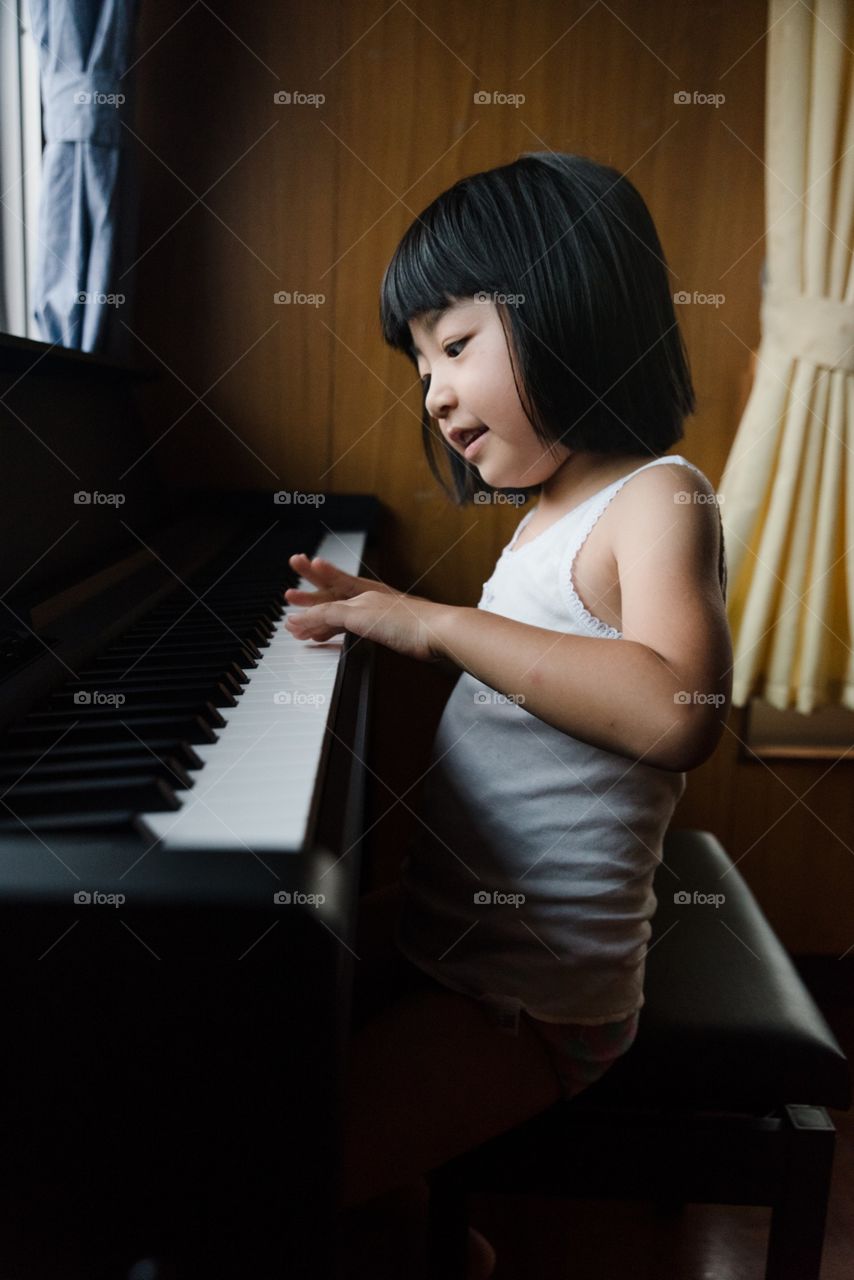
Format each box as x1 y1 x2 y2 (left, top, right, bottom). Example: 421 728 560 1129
559 456 723 636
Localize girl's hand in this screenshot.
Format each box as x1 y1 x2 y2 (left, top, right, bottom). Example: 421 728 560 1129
284 553 402 607
284 588 449 664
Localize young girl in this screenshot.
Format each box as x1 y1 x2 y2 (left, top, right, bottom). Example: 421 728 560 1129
284 151 732 1279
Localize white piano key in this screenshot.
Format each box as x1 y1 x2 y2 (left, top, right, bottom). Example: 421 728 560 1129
136 530 367 852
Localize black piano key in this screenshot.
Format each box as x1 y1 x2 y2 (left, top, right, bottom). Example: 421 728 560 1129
0 739 204 770
125 620 274 643
128 606 277 624
103 627 265 650
112 617 272 638
142 592 283 606
23 701 227 732
76 660 250 685
90 652 258 673
212 598 285 613
0 775 181 819
0 754 193 790
147 591 286 613
188 581 291 594
4 715 218 748
0 808 162 833
139 610 280 633
46 680 239 710
103 637 264 661
147 629 273 650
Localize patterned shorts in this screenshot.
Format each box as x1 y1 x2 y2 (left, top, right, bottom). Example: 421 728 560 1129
477 995 641 1100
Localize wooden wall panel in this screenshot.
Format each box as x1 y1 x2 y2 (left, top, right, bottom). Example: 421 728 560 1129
129 0 853 952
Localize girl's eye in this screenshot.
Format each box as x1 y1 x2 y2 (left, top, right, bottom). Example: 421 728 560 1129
418 338 468 391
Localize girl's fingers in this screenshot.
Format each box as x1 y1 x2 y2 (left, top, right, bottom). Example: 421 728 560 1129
283 588 323 604
288 552 321 581
288 552 348 584
284 604 344 643
286 552 355 603
284 553 393 607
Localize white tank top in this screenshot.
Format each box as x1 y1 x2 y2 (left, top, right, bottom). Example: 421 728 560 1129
395 455 719 1025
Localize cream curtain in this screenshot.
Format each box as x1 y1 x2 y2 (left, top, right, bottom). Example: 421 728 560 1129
718 0 854 713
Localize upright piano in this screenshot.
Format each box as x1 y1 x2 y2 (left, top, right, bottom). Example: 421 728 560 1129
0 336 380 1279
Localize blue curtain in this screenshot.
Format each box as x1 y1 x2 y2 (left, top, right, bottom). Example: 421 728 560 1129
27 0 141 357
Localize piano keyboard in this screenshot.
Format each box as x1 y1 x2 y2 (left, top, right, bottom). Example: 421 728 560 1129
137 529 366 852
0 525 366 852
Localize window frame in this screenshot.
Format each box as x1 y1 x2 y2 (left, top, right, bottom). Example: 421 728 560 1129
0 0 43 342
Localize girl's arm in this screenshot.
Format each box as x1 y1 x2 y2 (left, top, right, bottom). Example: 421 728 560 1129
285 466 732 773
431 465 732 773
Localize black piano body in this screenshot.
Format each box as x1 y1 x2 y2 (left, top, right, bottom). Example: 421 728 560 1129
0 337 381 1278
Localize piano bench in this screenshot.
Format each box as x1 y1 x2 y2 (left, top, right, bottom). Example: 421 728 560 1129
426 828 852 1280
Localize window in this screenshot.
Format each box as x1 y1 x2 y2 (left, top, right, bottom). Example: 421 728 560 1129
0 0 42 341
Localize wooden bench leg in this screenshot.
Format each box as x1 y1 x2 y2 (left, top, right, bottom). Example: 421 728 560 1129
765 1104 836 1280
427 1102 839 1280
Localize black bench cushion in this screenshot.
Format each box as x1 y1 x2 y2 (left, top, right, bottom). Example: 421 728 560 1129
567 829 851 1113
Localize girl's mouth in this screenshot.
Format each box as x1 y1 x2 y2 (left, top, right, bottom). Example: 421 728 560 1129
463 427 489 459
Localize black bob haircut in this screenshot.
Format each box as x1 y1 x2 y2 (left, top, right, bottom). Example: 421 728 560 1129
379 151 696 506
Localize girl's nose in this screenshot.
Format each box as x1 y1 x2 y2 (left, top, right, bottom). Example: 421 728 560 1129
424 375 457 420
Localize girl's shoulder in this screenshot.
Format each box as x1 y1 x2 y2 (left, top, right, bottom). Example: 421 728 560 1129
609 456 717 511
606 456 726 593
650 454 713 485
594 456 717 538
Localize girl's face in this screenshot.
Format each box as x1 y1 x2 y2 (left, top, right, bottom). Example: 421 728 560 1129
409 298 570 489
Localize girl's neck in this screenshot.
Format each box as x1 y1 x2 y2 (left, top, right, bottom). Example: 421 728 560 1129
538 450 655 514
